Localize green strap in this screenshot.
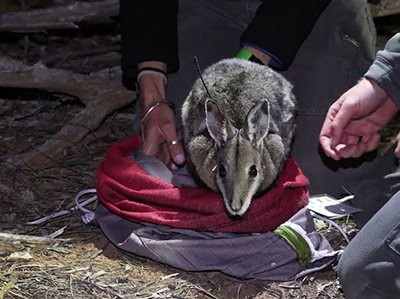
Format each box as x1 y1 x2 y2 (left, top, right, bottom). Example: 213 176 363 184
235 48 253 60
275 225 312 266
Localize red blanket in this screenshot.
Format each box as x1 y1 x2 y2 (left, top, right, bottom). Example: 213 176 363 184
96 135 309 233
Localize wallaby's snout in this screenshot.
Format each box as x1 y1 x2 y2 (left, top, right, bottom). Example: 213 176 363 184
215 134 264 217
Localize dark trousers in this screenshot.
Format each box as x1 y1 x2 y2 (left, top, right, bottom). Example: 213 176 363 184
338 191 400 298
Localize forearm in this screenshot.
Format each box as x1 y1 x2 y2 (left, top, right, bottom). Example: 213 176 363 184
364 33 400 108
241 0 331 70
137 61 167 112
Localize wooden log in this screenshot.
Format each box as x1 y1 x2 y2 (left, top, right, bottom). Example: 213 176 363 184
0 58 135 169
370 0 400 17
0 0 119 33
42 45 120 67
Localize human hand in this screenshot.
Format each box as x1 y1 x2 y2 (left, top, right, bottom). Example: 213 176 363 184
138 62 186 169
320 78 398 159
393 131 400 158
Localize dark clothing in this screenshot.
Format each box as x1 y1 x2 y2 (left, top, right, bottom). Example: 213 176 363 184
365 33 400 107
338 34 400 299
120 1 179 90
120 0 330 90
338 190 400 299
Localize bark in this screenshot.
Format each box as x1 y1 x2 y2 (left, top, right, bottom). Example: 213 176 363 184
0 0 119 32
0 58 135 169
370 0 400 17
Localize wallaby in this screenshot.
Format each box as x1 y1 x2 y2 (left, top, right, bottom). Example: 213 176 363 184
181 58 297 217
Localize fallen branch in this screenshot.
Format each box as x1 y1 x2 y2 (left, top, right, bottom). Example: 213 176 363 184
52 52 121 74
0 58 135 169
42 46 120 67
0 232 70 244
0 0 119 33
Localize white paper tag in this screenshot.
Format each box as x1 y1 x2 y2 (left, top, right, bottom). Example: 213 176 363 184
308 194 362 219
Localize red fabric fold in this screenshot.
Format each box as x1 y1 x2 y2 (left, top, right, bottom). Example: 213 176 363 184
96 135 309 233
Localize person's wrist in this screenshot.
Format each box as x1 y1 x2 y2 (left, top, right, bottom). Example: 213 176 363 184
137 61 167 84
362 77 389 101
137 61 168 112
139 77 167 111
138 61 167 72
243 46 272 65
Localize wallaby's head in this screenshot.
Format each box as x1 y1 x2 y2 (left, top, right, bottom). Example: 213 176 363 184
205 99 270 217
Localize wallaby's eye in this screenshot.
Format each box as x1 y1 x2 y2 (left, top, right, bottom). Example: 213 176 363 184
219 165 226 177
249 165 257 177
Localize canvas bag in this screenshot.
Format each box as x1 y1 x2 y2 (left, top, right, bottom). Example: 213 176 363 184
91 136 340 280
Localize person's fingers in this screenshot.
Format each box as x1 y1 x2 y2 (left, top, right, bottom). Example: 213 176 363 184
142 128 162 158
395 144 400 158
141 104 176 160
343 133 360 145
335 134 380 159
352 142 368 158
366 134 381 152
343 99 397 136
345 119 382 136
158 142 172 166
394 132 400 158
336 144 358 159
330 101 355 148
319 104 342 158
361 134 372 144
161 122 186 166
320 136 341 160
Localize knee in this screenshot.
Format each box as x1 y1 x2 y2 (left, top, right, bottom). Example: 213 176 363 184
337 248 361 298
338 249 400 299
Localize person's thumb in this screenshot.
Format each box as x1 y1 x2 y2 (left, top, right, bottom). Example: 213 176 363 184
394 132 400 158
172 129 186 165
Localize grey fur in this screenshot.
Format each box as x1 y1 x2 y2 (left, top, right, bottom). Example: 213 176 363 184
181 58 297 216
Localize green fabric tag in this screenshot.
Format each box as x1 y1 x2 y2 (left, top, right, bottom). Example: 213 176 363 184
275 225 312 266
235 48 253 60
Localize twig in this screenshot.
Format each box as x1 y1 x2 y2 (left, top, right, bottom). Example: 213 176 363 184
74 278 125 299
192 285 219 299
4 290 28 299
0 275 17 299
0 232 71 244
236 283 242 299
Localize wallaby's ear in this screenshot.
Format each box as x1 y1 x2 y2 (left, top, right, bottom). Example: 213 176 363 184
245 99 270 146
205 100 233 147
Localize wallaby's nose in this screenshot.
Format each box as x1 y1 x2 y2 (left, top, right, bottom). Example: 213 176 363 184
230 199 243 212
